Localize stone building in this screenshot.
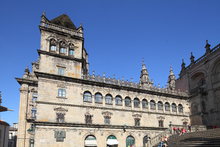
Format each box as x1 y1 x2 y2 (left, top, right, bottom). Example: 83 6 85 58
176 41 220 128
0 93 10 147
16 13 190 147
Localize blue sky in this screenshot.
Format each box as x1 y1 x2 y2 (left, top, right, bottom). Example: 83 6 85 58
0 0 220 125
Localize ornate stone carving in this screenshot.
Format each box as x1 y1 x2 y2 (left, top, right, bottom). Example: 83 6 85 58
54 107 68 112
132 113 142 118
102 111 112 117
157 116 165 120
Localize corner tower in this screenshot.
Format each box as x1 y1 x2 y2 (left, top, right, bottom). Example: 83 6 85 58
39 13 88 78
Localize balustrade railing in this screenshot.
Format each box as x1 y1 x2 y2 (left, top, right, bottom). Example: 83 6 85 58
83 74 188 97
149 128 171 147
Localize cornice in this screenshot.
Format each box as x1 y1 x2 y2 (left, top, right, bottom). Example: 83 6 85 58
33 121 168 131
35 71 189 100
39 25 84 41
15 78 38 86
36 101 189 117
37 50 86 63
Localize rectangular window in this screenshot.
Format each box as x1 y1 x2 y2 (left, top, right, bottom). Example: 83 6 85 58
56 113 65 123
58 67 65 76
31 108 37 119
85 115 92 124
50 45 57 52
60 48 67 54
69 49 74 56
135 118 140 126
32 93 38 102
104 116 110 125
159 120 164 127
58 89 66 97
54 130 66 142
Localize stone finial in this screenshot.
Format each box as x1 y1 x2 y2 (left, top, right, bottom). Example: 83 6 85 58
140 61 153 87
190 52 195 64
205 40 211 54
181 59 186 70
41 11 47 23
168 66 176 90
23 67 30 78
42 11 46 17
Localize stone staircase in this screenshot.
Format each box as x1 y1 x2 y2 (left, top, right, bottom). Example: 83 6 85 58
168 128 220 147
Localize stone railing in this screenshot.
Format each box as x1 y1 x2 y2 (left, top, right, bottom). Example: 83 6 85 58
83 74 188 97
149 128 171 147
40 21 83 38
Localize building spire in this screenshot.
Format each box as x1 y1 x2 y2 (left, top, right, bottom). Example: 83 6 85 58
140 61 153 87
190 52 195 64
205 40 211 54
167 66 176 90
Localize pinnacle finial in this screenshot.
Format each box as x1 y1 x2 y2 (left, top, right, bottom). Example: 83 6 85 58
42 11 46 17
190 52 195 63
181 59 186 69
170 66 174 75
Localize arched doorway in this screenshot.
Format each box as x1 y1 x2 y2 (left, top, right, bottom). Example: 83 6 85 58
107 135 118 147
126 136 135 147
143 135 149 147
85 135 97 147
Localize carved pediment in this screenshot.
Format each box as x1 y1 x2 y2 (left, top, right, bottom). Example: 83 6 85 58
132 113 142 118
102 111 112 117
85 112 93 116
157 116 165 120
182 118 189 122
54 107 68 112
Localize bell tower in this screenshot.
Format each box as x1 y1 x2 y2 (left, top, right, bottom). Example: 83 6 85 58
38 13 88 78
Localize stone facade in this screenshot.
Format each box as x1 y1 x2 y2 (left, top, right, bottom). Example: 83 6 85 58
176 41 220 127
16 13 191 147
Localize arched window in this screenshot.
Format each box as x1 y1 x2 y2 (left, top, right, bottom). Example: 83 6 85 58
50 39 57 52
85 135 97 147
165 102 170 111
95 93 103 103
115 95 122 105
150 100 156 110
158 101 163 111
134 98 140 108
83 91 92 102
107 135 118 146
69 43 74 56
172 103 177 112
125 97 131 107
105 94 113 105
178 104 183 113
142 99 148 109
126 136 135 147
59 41 67 54
143 135 150 147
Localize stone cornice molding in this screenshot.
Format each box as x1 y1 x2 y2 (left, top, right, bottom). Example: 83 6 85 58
33 121 168 131
16 78 38 86
36 101 189 117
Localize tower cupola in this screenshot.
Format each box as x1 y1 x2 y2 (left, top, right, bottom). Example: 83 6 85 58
140 62 153 87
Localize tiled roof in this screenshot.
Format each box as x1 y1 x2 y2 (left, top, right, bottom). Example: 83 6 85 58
50 14 76 30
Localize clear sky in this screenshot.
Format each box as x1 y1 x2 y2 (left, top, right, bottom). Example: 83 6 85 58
0 0 220 125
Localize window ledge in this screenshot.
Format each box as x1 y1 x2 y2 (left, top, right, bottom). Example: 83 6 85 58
83 101 92 103
56 96 67 99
